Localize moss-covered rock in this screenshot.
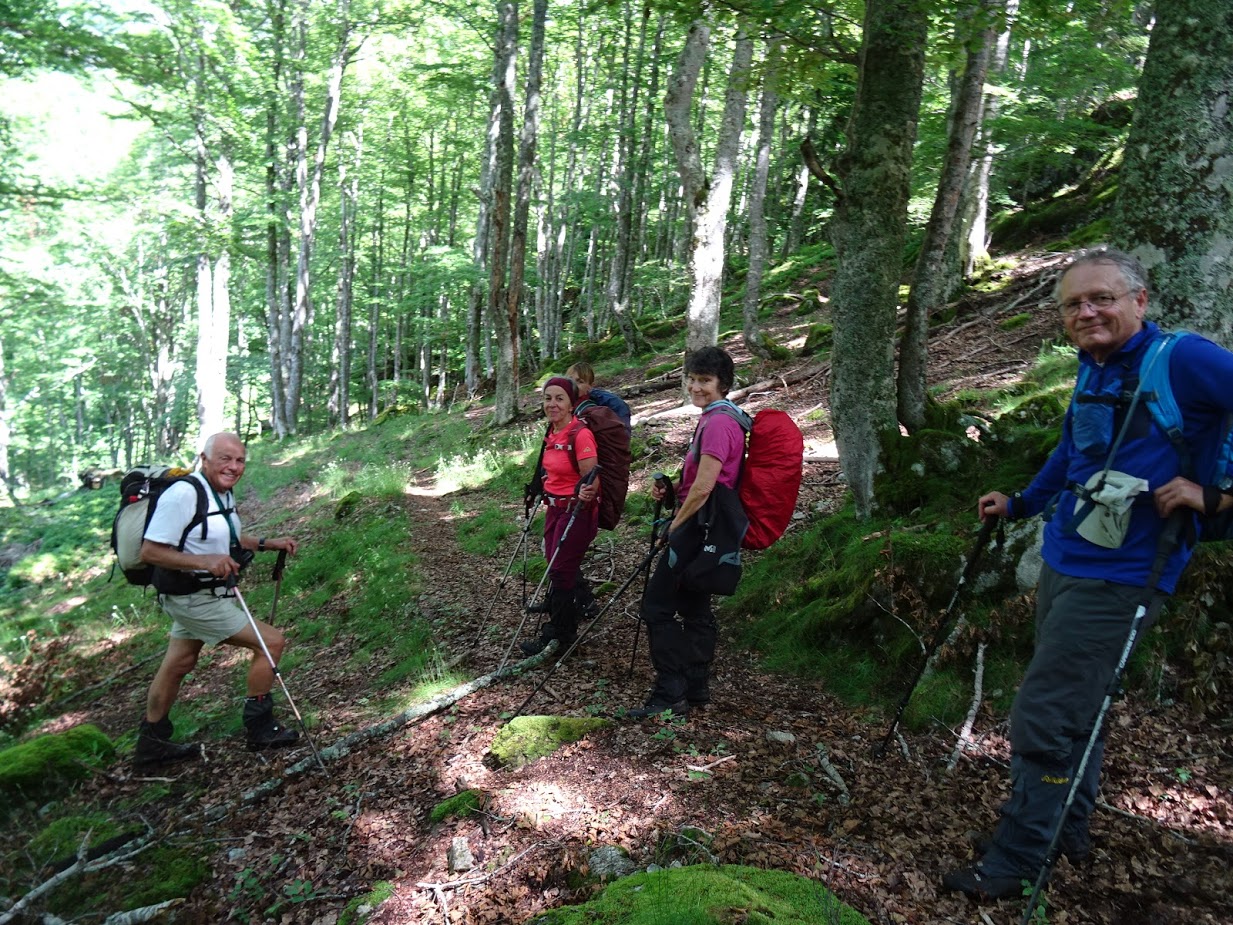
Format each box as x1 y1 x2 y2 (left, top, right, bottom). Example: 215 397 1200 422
339 881 395 925
801 323 833 355
489 716 611 769
29 812 123 866
526 863 871 924
335 490 363 520
0 724 114 802
430 789 484 823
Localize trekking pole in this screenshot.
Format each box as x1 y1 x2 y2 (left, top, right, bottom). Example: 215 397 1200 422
471 492 543 648
1020 511 1185 925
628 473 676 679
227 578 329 775
267 549 288 626
499 467 600 672
513 538 670 719
874 512 1000 758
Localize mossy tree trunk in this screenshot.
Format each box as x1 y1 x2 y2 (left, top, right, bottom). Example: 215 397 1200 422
828 0 929 518
1115 0 1233 346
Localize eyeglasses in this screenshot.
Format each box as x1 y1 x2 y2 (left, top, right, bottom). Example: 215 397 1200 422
1059 290 1134 317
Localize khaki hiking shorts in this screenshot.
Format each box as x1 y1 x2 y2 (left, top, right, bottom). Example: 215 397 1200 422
160 590 248 646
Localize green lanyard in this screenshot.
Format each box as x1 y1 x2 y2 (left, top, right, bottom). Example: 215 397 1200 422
208 483 241 548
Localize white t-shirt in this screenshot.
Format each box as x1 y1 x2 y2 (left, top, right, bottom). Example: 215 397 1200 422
144 472 241 557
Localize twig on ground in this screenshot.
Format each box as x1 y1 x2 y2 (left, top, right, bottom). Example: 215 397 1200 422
814 743 851 805
1095 800 1196 845
685 755 737 774
416 844 545 893
947 642 987 772
896 731 910 761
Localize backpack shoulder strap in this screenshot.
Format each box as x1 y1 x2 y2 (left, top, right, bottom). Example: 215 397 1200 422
175 475 213 551
692 400 752 463
1139 332 1192 475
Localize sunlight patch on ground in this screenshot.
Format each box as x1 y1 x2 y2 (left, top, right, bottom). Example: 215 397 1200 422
805 438 839 460
38 712 93 734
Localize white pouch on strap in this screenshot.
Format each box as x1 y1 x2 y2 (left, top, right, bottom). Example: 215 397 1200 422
1074 469 1149 549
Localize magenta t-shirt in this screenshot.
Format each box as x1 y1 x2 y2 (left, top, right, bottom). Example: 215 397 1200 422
680 408 746 497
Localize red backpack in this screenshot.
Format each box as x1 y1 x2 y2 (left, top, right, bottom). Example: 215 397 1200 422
697 403 804 550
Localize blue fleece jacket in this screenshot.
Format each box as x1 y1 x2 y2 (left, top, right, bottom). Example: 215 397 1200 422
1010 322 1233 593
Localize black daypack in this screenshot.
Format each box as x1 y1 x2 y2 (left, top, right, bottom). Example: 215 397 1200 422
111 467 210 587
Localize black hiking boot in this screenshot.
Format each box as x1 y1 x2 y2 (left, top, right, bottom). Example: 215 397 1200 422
243 694 300 751
968 829 1091 866
519 623 568 656
940 865 1030 901
134 717 202 767
684 663 712 707
627 693 689 720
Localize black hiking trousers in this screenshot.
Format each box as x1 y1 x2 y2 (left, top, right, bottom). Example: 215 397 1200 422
639 555 717 701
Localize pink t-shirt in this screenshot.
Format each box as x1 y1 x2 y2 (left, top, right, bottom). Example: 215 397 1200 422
680 409 745 497
543 419 598 496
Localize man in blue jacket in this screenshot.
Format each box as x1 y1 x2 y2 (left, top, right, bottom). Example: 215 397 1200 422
942 247 1233 899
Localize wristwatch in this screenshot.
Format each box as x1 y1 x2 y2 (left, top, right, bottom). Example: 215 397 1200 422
258 538 267 552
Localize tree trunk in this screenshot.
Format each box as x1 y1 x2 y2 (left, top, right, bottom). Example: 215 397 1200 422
666 22 754 354
957 0 1017 277
285 0 353 433
504 0 545 394
0 333 13 503
603 0 649 355
331 127 361 427
742 50 779 360
897 0 999 432
489 0 518 424
1114 0 1233 342
828 0 929 519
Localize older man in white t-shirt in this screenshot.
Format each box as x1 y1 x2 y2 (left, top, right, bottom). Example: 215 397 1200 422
134 432 301 766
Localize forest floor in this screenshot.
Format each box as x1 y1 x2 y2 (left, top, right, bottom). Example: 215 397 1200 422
7 250 1233 925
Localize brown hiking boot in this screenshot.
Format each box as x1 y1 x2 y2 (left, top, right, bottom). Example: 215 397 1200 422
134 717 202 767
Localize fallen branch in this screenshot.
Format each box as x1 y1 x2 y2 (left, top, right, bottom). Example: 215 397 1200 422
52 655 160 708
102 899 185 924
946 642 986 772
814 743 850 805
204 648 557 816
0 835 155 925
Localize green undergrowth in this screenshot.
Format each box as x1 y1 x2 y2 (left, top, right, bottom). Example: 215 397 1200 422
529 863 870 925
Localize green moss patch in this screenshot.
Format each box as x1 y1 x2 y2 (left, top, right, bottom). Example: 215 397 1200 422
528 863 870 924
340 881 395 925
29 812 123 866
430 788 484 823
0 724 114 802
489 715 611 769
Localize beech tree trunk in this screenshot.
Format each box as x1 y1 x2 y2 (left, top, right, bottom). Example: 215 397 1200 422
742 53 779 360
282 0 353 434
1115 0 1233 343
666 22 754 354
897 0 999 432
330 128 361 427
828 0 929 519
603 0 649 355
489 0 518 425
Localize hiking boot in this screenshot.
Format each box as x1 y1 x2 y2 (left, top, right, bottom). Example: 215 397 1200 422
518 623 568 656
243 694 300 751
940 865 1029 901
969 830 1091 866
627 695 689 720
684 663 711 707
134 717 201 767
